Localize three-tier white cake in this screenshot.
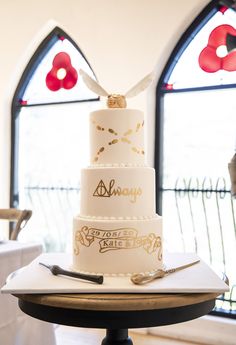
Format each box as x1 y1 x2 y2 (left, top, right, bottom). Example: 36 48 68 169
73 105 163 276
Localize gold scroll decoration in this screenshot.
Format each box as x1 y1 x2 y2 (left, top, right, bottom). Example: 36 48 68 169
74 226 162 261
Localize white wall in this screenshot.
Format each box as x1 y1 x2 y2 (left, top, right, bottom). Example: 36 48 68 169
0 0 209 208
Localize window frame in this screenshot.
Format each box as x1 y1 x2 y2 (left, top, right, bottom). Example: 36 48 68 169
154 0 236 319
154 0 233 214
10 26 99 208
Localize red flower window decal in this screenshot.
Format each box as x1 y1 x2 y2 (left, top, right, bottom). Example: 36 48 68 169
46 52 78 91
199 24 236 73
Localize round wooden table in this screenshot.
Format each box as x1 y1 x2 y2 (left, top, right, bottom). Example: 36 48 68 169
15 291 219 345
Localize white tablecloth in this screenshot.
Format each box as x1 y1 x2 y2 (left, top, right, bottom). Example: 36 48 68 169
0 241 56 345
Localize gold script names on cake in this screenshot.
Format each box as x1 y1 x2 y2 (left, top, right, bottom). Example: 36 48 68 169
74 226 162 260
93 179 142 203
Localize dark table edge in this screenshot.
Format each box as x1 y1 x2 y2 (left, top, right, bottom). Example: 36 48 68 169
18 297 215 329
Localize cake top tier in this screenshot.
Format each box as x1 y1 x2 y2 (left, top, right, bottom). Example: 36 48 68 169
90 108 145 166
80 69 154 166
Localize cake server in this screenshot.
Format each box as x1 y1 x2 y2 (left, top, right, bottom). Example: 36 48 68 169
130 259 200 285
39 262 103 284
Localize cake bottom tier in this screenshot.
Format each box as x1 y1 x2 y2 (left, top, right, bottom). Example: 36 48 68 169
73 215 162 275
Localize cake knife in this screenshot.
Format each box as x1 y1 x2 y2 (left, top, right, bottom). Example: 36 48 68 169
39 262 103 284
130 259 200 285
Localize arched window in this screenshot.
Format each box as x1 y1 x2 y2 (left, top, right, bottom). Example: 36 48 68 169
11 27 99 251
155 0 236 317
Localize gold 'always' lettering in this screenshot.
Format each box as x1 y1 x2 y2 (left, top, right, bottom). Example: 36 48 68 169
94 179 142 203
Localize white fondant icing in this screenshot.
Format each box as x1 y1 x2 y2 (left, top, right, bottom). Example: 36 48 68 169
73 216 162 275
72 105 163 276
80 167 156 217
90 109 145 165
90 163 147 167
79 214 159 220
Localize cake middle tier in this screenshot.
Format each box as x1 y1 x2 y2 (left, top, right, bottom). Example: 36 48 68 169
80 167 156 217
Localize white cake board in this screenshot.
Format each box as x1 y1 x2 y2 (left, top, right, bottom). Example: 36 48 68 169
1 252 229 294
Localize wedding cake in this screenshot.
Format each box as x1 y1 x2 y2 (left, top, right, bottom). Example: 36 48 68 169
73 71 162 276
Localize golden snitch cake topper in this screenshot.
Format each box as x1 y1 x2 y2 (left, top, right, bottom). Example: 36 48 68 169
79 69 154 108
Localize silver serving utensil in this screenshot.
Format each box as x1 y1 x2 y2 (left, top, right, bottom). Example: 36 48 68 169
131 260 200 285
39 262 103 284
